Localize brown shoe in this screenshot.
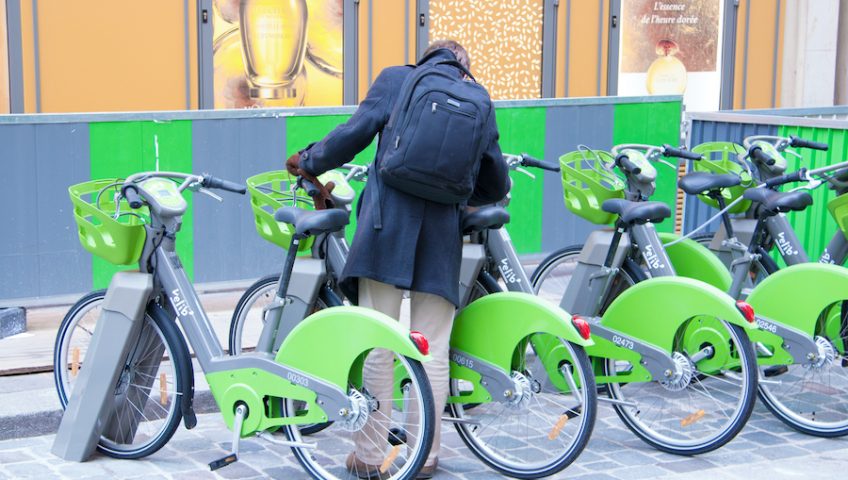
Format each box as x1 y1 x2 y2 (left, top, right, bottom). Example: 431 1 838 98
345 452 390 480
416 458 438 479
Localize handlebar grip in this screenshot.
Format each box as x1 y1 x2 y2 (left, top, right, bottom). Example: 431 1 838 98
122 185 144 209
749 146 776 166
202 175 247 194
790 135 829 151
662 144 703 161
615 154 642 175
520 154 561 172
764 168 808 188
300 178 320 197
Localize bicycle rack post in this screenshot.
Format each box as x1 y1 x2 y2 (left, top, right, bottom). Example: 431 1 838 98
51 272 153 462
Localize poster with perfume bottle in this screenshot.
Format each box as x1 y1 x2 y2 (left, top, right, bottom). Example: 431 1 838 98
1 0 10 113
212 0 343 109
617 0 723 112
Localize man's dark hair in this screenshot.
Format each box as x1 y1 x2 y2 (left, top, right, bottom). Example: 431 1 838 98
422 40 471 71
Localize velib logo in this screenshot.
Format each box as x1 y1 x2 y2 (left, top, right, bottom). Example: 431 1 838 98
820 249 836 264
499 258 521 284
643 244 665 270
775 232 799 257
170 289 194 318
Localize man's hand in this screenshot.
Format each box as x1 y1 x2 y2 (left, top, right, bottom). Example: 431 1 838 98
304 176 336 210
286 152 302 176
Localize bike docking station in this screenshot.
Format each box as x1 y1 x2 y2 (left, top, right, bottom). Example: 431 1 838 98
51 271 154 462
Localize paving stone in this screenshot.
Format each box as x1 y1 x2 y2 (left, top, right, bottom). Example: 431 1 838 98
52 461 110 479
213 462 263 479
739 430 786 446
753 444 810 460
582 460 621 471
611 464 672 479
570 473 619 480
602 448 655 466
658 457 717 474
0 449 36 464
5 462 59 479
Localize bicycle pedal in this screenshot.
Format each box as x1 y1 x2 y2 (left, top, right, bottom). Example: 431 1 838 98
763 365 789 377
209 453 238 471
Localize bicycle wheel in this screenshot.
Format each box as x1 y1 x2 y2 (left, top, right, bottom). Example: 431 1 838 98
449 336 597 478
756 302 848 437
605 318 757 455
282 353 435 480
54 297 186 458
229 274 332 435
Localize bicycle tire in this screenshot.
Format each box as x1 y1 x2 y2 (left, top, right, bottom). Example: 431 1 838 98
450 339 597 478
54 296 187 459
282 355 435 480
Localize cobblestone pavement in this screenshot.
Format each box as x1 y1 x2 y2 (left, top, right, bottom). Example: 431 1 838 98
2 399 847 480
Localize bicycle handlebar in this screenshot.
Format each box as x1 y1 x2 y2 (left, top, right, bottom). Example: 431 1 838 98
615 153 642 175
201 175 247 194
764 168 808 189
662 144 702 161
520 153 561 172
122 185 144 209
790 135 828 151
748 146 776 166
299 178 320 197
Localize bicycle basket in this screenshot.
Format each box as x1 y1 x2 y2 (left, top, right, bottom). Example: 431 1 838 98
247 170 316 252
690 142 752 214
69 179 149 265
828 193 848 238
560 149 625 225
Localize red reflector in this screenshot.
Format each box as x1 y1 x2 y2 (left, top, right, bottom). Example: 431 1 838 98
571 316 592 340
409 331 430 355
736 301 755 323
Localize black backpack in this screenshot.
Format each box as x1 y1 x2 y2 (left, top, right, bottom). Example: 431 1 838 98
378 49 492 204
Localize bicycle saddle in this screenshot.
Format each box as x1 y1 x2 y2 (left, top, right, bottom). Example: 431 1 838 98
678 172 741 195
461 206 510 234
275 206 350 236
743 189 812 216
601 199 671 224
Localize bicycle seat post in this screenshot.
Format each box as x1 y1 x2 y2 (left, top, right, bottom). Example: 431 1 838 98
255 233 307 354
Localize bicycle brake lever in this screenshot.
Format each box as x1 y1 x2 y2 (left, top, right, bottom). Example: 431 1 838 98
199 187 223 202
784 148 803 159
656 158 678 170
515 167 536 180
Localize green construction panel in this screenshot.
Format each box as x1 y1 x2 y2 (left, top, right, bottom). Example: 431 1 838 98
495 107 546 254
777 124 848 262
285 114 377 243
612 101 682 233
89 120 194 289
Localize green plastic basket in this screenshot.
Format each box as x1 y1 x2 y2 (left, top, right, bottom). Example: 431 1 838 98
69 179 149 265
828 193 848 238
247 170 316 252
560 149 625 225
690 142 752 214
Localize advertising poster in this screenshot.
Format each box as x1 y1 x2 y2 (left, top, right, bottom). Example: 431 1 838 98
617 0 723 111
1 1 9 113
213 0 343 108
430 0 544 100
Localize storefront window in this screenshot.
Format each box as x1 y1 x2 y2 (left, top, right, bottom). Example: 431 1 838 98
212 0 343 108
429 0 544 100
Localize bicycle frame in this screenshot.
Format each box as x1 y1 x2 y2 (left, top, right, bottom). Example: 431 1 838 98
54 173 428 463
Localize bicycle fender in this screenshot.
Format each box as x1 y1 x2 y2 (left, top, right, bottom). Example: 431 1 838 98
601 276 755 353
746 263 848 336
449 292 592 403
276 306 429 390
659 232 732 291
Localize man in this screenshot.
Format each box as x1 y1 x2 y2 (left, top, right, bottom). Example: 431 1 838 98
286 39 509 479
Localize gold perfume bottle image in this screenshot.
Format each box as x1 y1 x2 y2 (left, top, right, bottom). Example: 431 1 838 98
239 0 308 99
646 39 687 95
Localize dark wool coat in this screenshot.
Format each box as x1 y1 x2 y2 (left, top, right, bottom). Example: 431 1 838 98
300 50 510 306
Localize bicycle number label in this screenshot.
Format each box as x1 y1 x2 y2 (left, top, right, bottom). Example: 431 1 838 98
286 372 310 388
451 353 474 370
756 318 777 334
612 335 635 350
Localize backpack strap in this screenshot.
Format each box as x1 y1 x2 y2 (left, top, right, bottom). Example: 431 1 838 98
370 162 383 230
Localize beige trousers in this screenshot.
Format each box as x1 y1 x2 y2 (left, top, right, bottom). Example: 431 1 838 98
354 278 455 467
